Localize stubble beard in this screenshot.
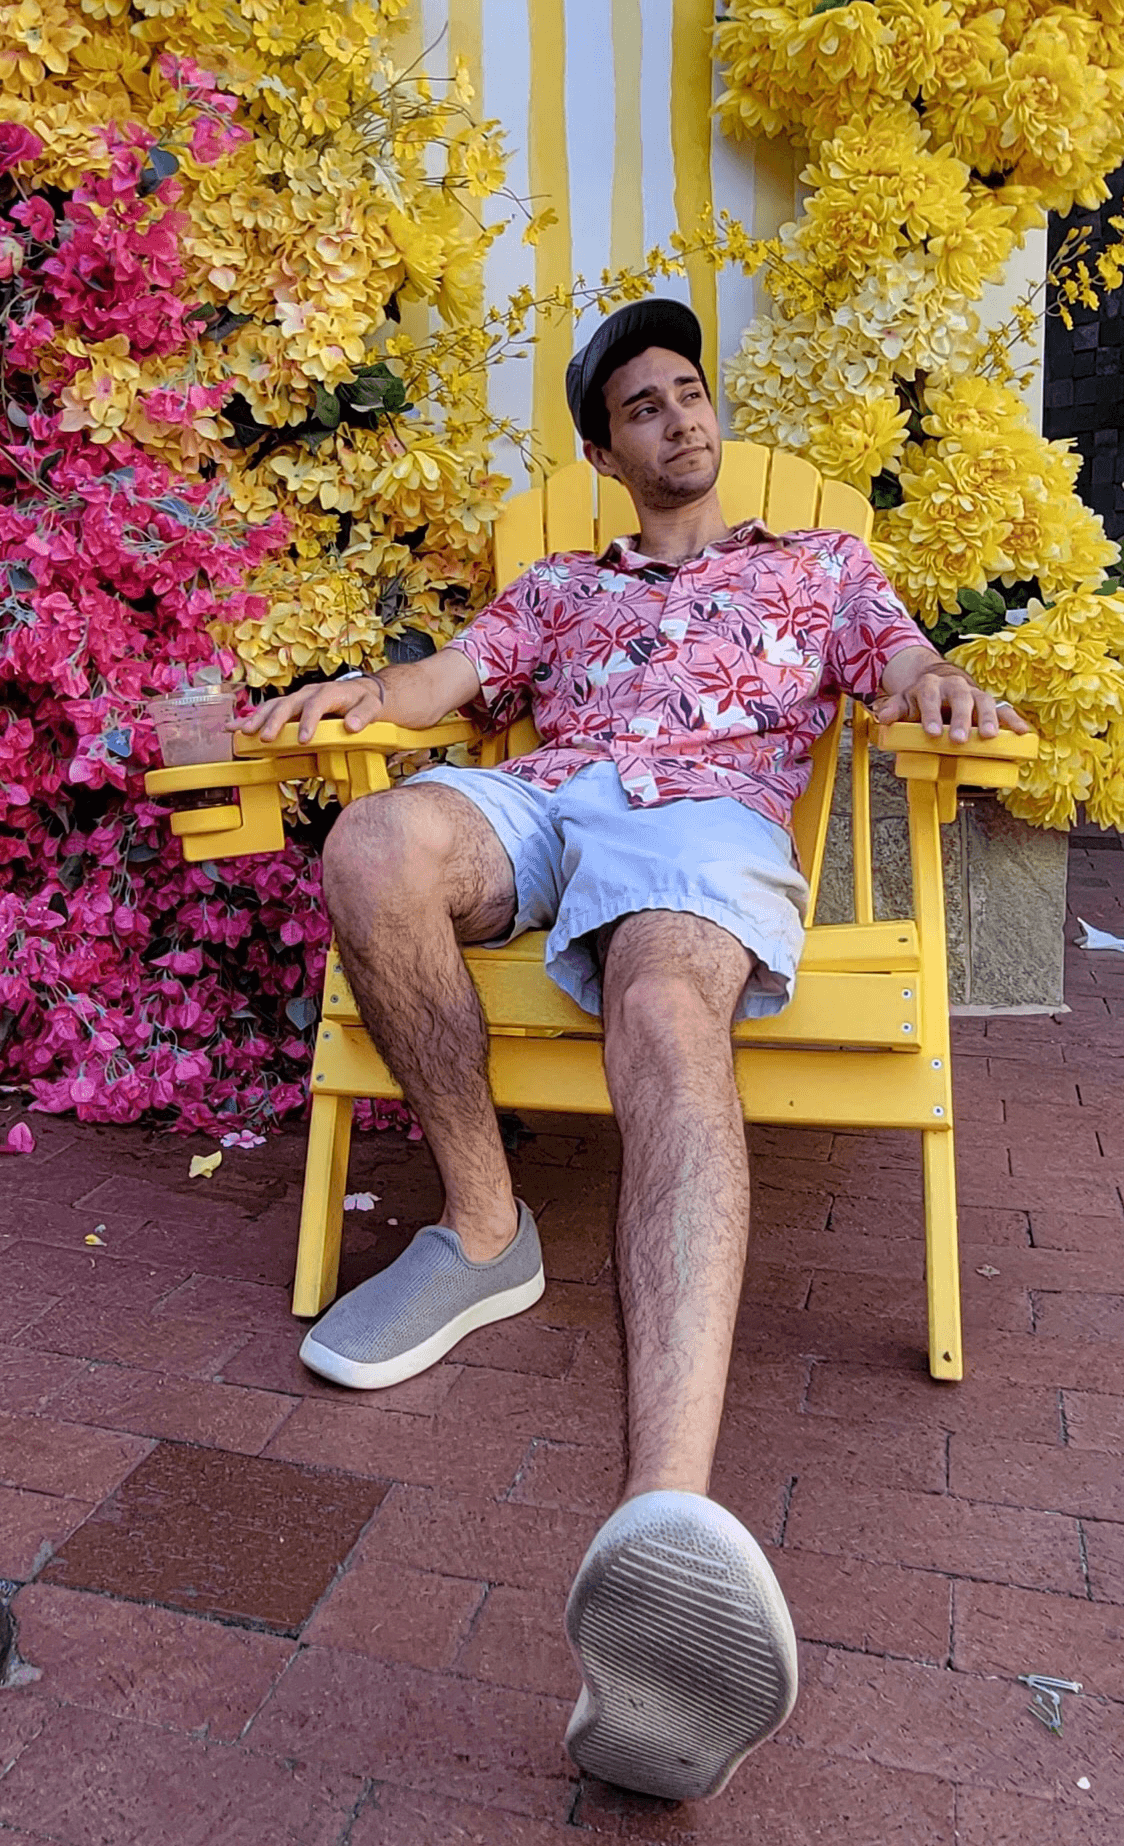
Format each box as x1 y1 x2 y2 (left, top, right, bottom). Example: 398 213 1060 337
632 445 721 512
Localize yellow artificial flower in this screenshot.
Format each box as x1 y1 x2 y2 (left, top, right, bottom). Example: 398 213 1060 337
57 336 140 441
921 373 1031 440
807 392 911 494
0 0 88 90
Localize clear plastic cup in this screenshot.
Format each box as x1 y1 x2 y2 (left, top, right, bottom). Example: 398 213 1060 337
148 686 236 767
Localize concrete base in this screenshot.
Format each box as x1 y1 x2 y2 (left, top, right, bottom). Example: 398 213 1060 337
815 738 1069 1010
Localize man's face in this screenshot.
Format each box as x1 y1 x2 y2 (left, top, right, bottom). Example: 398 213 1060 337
587 345 721 510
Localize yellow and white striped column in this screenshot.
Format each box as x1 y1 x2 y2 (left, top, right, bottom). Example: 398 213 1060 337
413 0 1043 475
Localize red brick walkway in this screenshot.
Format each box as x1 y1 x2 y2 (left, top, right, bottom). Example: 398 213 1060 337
1 835 1122 1843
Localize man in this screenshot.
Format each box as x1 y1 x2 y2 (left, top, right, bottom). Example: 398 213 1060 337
238 300 1027 1803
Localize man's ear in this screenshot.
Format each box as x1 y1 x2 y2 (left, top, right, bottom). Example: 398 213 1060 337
583 437 619 481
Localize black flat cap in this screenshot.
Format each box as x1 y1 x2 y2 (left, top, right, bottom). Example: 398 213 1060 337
566 298 703 441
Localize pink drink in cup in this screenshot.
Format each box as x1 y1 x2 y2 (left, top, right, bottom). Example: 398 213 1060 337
148 685 236 768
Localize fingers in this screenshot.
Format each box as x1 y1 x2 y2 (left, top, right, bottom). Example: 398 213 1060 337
873 691 906 725
230 688 312 741
293 681 383 744
913 671 949 738
905 670 1022 745
972 689 1000 740
996 701 1031 735
230 680 384 746
945 676 978 745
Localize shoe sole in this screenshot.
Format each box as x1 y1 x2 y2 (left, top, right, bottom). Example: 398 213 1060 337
563 1491 798 1802
298 1265 546 1389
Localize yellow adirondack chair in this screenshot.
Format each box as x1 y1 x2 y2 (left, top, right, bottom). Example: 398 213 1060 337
145 442 1037 1381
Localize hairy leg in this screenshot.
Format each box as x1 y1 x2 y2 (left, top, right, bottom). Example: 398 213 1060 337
321 782 519 1258
600 910 754 1501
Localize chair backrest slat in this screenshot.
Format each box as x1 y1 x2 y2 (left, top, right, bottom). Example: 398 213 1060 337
545 460 595 555
494 484 545 590
594 474 637 554
716 441 770 526
765 448 822 532
820 476 874 543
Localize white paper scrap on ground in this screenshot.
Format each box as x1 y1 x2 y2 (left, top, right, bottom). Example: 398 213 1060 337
1077 919 1124 951
1077 1777 1092 1791
344 1192 378 1211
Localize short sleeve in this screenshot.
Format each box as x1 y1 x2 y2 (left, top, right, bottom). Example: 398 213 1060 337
443 570 543 730
823 534 937 700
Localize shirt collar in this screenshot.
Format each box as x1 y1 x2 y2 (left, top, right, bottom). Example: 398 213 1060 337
599 517 777 574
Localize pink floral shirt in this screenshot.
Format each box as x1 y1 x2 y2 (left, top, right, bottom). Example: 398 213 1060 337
445 519 935 834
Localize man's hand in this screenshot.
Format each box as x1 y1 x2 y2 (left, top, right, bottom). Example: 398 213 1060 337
875 647 1030 745
231 648 483 746
233 676 388 746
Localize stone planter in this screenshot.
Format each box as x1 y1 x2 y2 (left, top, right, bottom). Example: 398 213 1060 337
816 734 1069 1011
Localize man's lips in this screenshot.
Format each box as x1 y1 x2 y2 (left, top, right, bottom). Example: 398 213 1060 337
666 446 709 463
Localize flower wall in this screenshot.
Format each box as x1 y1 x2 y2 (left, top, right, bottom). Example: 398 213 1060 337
715 0 1124 828
0 2 512 1132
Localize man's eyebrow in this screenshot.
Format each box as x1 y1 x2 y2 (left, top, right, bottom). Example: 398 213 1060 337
619 374 699 409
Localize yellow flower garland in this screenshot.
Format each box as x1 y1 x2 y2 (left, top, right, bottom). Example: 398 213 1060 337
716 0 1124 828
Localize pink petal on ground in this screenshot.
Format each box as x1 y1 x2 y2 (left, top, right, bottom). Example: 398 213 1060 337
4 1122 35 1153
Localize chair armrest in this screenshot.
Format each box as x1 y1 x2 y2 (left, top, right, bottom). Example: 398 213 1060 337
230 715 482 761
230 715 485 802
875 721 1039 823
143 715 485 864
875 721 1038 764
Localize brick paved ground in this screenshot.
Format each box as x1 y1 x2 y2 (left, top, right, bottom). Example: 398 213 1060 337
1 832 1122 1843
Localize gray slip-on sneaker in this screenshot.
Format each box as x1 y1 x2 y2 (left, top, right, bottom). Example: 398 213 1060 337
564 1490 798 1802
299 1199 544 1390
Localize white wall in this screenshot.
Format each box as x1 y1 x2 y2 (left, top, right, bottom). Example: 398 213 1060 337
405 2 1045 481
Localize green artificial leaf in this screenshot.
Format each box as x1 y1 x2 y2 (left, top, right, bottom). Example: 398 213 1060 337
7 565 35 592
139 144 180 197
958 606 1008 637
811 0 854 12
199 308 254 343
284 996 319 1031
313 384 341 429
343 375 390 412
386 626 436 665
5 401 29 429
927 609 968 653
957 588 991 617
869 471 903 510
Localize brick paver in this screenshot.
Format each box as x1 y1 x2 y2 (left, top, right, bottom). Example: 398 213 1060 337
0 828 1122 1840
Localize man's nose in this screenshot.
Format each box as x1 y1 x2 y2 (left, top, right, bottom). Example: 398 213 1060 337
664 402 696 441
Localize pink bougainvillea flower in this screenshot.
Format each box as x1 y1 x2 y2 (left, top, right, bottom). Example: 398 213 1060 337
0 106 409 1144
1 1123 37 1154
11 195 55 241
0 123 44 172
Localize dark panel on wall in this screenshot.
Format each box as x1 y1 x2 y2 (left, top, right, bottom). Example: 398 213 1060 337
1043 168 1124 540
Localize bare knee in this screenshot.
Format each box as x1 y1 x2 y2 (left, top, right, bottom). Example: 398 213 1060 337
322 789 454 927
605 970 732 1062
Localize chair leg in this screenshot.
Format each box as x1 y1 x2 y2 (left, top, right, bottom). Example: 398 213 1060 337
923 1127 963 1381
292 1091 353 1317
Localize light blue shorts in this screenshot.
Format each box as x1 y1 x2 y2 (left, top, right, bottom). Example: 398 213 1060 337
413 759 809 1024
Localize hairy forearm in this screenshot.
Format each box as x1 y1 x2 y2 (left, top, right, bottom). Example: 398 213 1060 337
238 642 482 745
359 663 456 730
